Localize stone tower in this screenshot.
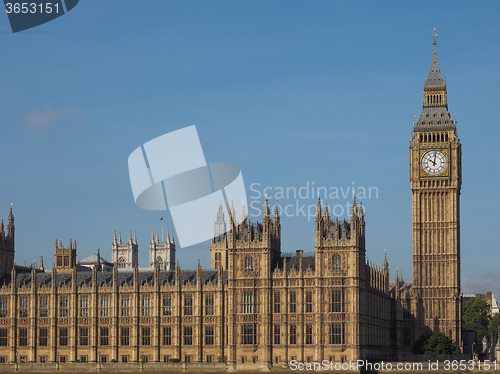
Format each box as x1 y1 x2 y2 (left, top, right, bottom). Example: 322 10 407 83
54 239 77 272
211 203 228 270
149 229 175 270
225 198 281 369
215 203 226 238
410 30 462 344
0 206 15 277
111 230 138 268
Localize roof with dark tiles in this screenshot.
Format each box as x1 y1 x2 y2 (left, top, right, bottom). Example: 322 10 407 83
7 268 227 289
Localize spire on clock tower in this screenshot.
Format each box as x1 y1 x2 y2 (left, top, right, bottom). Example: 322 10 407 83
415 28 454 130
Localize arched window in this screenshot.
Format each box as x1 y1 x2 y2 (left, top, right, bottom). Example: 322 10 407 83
332 255 341 271
244 256 254 272
156 256 163 270
118 257 127 269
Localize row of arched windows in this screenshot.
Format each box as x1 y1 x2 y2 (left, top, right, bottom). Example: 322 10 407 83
419 133 448 143
426 93 445 106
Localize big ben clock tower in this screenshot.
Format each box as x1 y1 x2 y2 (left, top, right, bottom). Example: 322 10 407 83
410 29 462 344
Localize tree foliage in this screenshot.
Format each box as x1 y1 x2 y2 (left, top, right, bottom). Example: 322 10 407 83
463 298 491 343
413 334 430 354
489 313 500 347
422 332 460 355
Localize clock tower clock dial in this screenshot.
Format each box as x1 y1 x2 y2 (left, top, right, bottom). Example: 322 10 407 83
409 31 462 345
421 150 447 175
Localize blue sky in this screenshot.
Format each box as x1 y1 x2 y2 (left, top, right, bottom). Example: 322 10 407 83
1 1 499 298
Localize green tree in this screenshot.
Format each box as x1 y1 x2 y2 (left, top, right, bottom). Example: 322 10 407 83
422 332 460 355
489 313 500 347
463 298 491 342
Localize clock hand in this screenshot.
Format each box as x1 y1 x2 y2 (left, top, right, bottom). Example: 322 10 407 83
433 151 437 165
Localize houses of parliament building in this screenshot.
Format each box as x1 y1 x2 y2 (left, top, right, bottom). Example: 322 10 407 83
0 33 462 369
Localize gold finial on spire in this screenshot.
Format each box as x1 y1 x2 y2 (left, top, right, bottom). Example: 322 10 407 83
433 28 438 45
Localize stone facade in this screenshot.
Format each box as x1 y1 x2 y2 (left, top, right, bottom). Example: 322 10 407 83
0 33 463 368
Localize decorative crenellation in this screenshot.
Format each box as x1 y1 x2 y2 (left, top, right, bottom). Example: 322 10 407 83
315 197 365 246
149 229 175 271
111 230 138 269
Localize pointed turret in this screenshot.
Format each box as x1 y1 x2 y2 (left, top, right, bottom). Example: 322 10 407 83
425 29 445 88
113 231 117 245
323 202 330 222
214 203 226 239
166 229 170 243
415 28 453 129
315 196 322 221
240 203 246 223
151 229 155 244
118 232 122 245
263 196 271 221
230 200 238 225
0 219 4 238
7 204 14 239
133 231 137 244
40 256 44 271
383 249 388 271
274 199 280 224
351 196 357 217
128 230 132 244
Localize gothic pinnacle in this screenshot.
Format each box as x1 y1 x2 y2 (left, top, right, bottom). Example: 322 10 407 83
315 196 322 220
264 195 271 218
274 199 280 221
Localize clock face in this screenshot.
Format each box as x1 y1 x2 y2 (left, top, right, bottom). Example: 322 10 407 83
421 150 447 175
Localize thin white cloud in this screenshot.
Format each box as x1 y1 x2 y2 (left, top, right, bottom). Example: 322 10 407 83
22 107 82 131
462 272 500 301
